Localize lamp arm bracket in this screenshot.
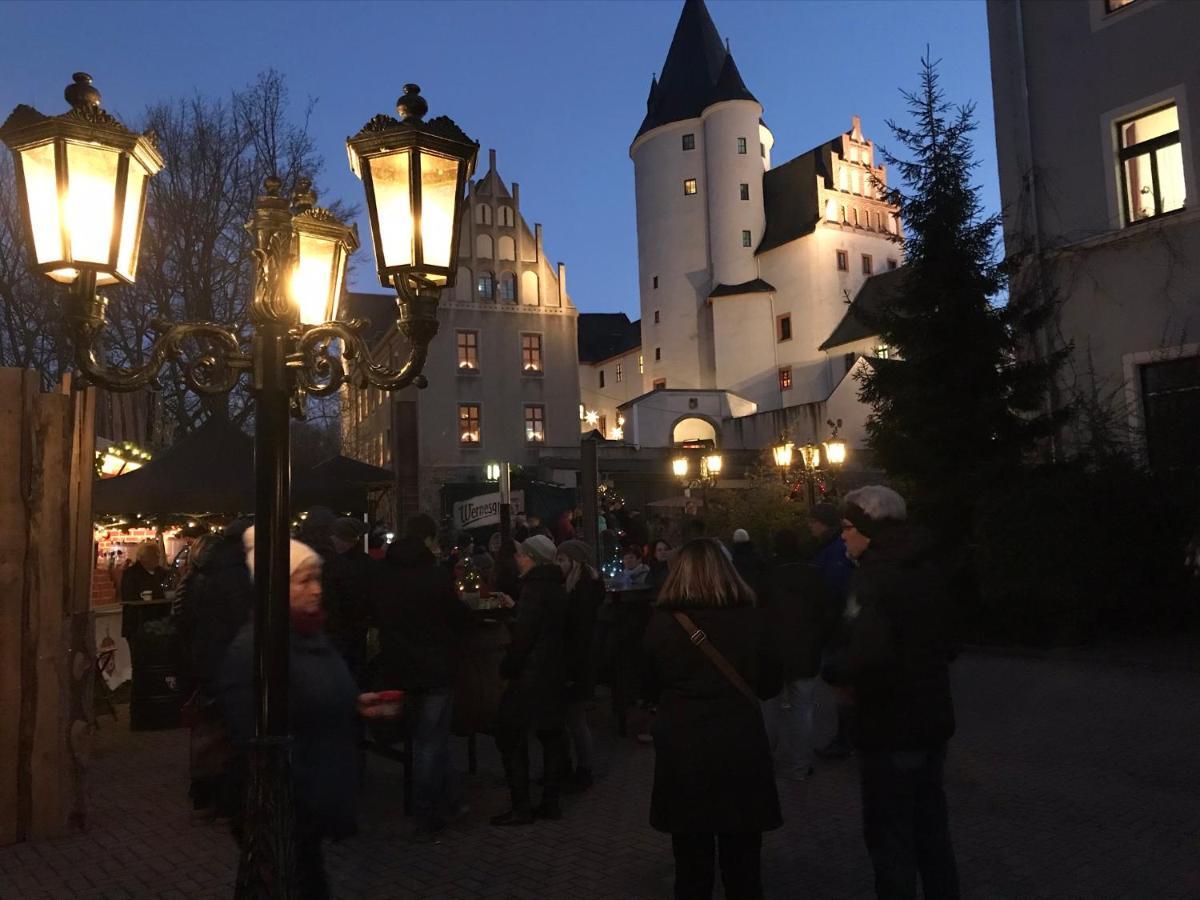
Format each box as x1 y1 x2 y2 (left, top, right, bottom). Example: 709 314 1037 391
291 319 432 395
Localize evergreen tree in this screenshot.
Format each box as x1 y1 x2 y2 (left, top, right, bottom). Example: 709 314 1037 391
859 54 1068 534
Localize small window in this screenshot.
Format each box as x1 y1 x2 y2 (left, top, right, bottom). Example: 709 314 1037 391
683 178 698 196
499 272 516 302
840 204 848 223
887 258 898 271
654 310 661 324
778 366 792 391
499 206 515 227
456 330 479 372
639 354 644 374
458 404 481 445
825 199 838 221
653 378 666 390
615 363 623 383
760 143 766 159
1106 0 1139 11
739 183 750 201
741 230 752 247
862 254 873 275
853 207 860 227
836 250 849 271
1118 103 1184 224
777 314 792 342
477 272 494 300
475 204 491 226
521 333 543 373
737 137 747 155
682 133 695 151
655 347 662 361
599 369 606 389
524 405 546 444
653 276 659 289
874 344 891 360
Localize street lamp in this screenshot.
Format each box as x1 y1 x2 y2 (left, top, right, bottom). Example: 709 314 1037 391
672 456 690 479
671 450 722 499
772 441 793 470
485 462 501 481
823 418 847 468
2 74 477 898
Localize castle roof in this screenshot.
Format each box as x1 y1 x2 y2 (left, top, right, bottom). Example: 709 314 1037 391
635 0 759 140
578 312 642 363
819 266 908 351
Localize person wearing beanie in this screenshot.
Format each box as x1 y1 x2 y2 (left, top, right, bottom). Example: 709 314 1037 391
555 539 604 792
491 533 571 825
826 485 960 899
728 528 766 599
216 531 401 892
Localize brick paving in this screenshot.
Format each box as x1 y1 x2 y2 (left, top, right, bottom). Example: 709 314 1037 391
2 653 1200 899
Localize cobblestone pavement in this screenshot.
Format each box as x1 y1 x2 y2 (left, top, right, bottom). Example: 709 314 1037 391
2 653 1199 899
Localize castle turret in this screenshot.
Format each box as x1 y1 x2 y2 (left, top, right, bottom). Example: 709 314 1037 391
630 0 769 392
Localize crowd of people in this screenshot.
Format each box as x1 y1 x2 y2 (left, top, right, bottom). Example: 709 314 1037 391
155 484 959 900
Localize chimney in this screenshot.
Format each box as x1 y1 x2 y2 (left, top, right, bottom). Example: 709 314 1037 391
534 223 543 262
851 115 862 140
489 148 497 172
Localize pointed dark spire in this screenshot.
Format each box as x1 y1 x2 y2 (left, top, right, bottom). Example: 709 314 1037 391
710 51 756 105
635 0 759 140
647 74 659 108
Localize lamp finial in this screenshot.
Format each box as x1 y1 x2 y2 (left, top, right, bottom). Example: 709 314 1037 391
65 72 101 111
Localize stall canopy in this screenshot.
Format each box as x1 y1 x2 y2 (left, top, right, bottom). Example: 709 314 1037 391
93 417 391 515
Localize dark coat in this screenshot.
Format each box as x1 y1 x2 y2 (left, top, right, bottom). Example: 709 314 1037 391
564 574 604 702
838 523 956 752
119 563 171 639
731 541 767 597
216 623 361 839
322 546 375 668
811 532 852 605
177 533 253 689
643 605 783 834
499 564 568 729
372 554 471 692
759 560 831 681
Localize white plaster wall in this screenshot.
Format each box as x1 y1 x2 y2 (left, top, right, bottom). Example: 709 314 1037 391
711 294 777 408
703 101 767 288
622 390 753 449
579 347 644 439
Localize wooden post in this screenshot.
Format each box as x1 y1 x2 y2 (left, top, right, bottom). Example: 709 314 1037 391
580 434 600 566
0 369 96 846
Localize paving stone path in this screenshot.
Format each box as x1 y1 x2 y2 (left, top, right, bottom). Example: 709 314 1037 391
2 653 1199 899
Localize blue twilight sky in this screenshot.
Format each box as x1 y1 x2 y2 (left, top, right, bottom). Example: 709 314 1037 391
1 0 996 318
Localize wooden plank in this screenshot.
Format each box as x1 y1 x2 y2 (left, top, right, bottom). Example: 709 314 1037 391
0 368 28 845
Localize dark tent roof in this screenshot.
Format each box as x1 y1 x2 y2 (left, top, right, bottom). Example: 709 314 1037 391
94 417 391 516
578 312 641 363
635 0 759 140
819 266 908 351
708 277 775 298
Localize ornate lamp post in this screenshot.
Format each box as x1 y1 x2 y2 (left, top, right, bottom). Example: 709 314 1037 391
771 436 836 506
670 450 722 499
2 74 477 897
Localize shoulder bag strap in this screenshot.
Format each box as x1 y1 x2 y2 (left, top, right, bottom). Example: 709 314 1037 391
672 611 761 709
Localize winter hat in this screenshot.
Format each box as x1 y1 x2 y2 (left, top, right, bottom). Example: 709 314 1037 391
732 528 751 544
331 517 365 543
517 533 558 566
557 539 595 569
242 526 321 579
808 502 841 530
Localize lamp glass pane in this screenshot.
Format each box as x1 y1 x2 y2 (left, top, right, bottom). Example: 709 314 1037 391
115 160 146 281
292 230 338 325
64 141 119 266
369 150 413 270
419 151 460 273
19 142 63 266
331 244 348 319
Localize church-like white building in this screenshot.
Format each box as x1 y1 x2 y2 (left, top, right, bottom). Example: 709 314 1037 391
582 0 904 457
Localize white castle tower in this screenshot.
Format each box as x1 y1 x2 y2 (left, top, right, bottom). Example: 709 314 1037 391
630 0 773 392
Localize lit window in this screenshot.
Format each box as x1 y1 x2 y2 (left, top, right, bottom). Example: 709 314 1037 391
1105 0 1139 11
524 405 545 444
499 272 516 302
737 137 747 154
639 355 644 374
521 333 543 373
740 183 750 201
655 347 662 361
683 178 698 196
778 314 792 342
616 363 623 383
682 133 695 151
825 199 838 221
459 404 481 445
862 254 873 275
887 258 898 271
874 344 891 360
477 272 494 300
653 378 666 390
456 330 479 372
779 366 792 391
599 370 605 389
1118 103 1184 224
654 309 661 324
741 230 752 247
836 250 849 271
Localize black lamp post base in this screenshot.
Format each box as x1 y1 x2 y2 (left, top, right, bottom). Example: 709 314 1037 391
235 736 296 899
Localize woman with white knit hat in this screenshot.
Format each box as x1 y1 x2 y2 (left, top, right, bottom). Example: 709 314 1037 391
216 527 400 897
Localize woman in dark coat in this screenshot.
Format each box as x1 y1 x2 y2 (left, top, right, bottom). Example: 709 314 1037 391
491 534 570 825
556 539 604 791
644 538 782 900
216 529 399 899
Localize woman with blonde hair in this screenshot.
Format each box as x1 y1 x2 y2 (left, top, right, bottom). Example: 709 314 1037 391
644 538 782 900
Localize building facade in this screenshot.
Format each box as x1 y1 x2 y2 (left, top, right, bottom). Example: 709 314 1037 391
988 0 1200 470
577 313 643 440
620 0 903 454
341 150 581 519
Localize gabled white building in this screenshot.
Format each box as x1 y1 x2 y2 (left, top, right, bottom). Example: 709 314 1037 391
616 0 904 455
